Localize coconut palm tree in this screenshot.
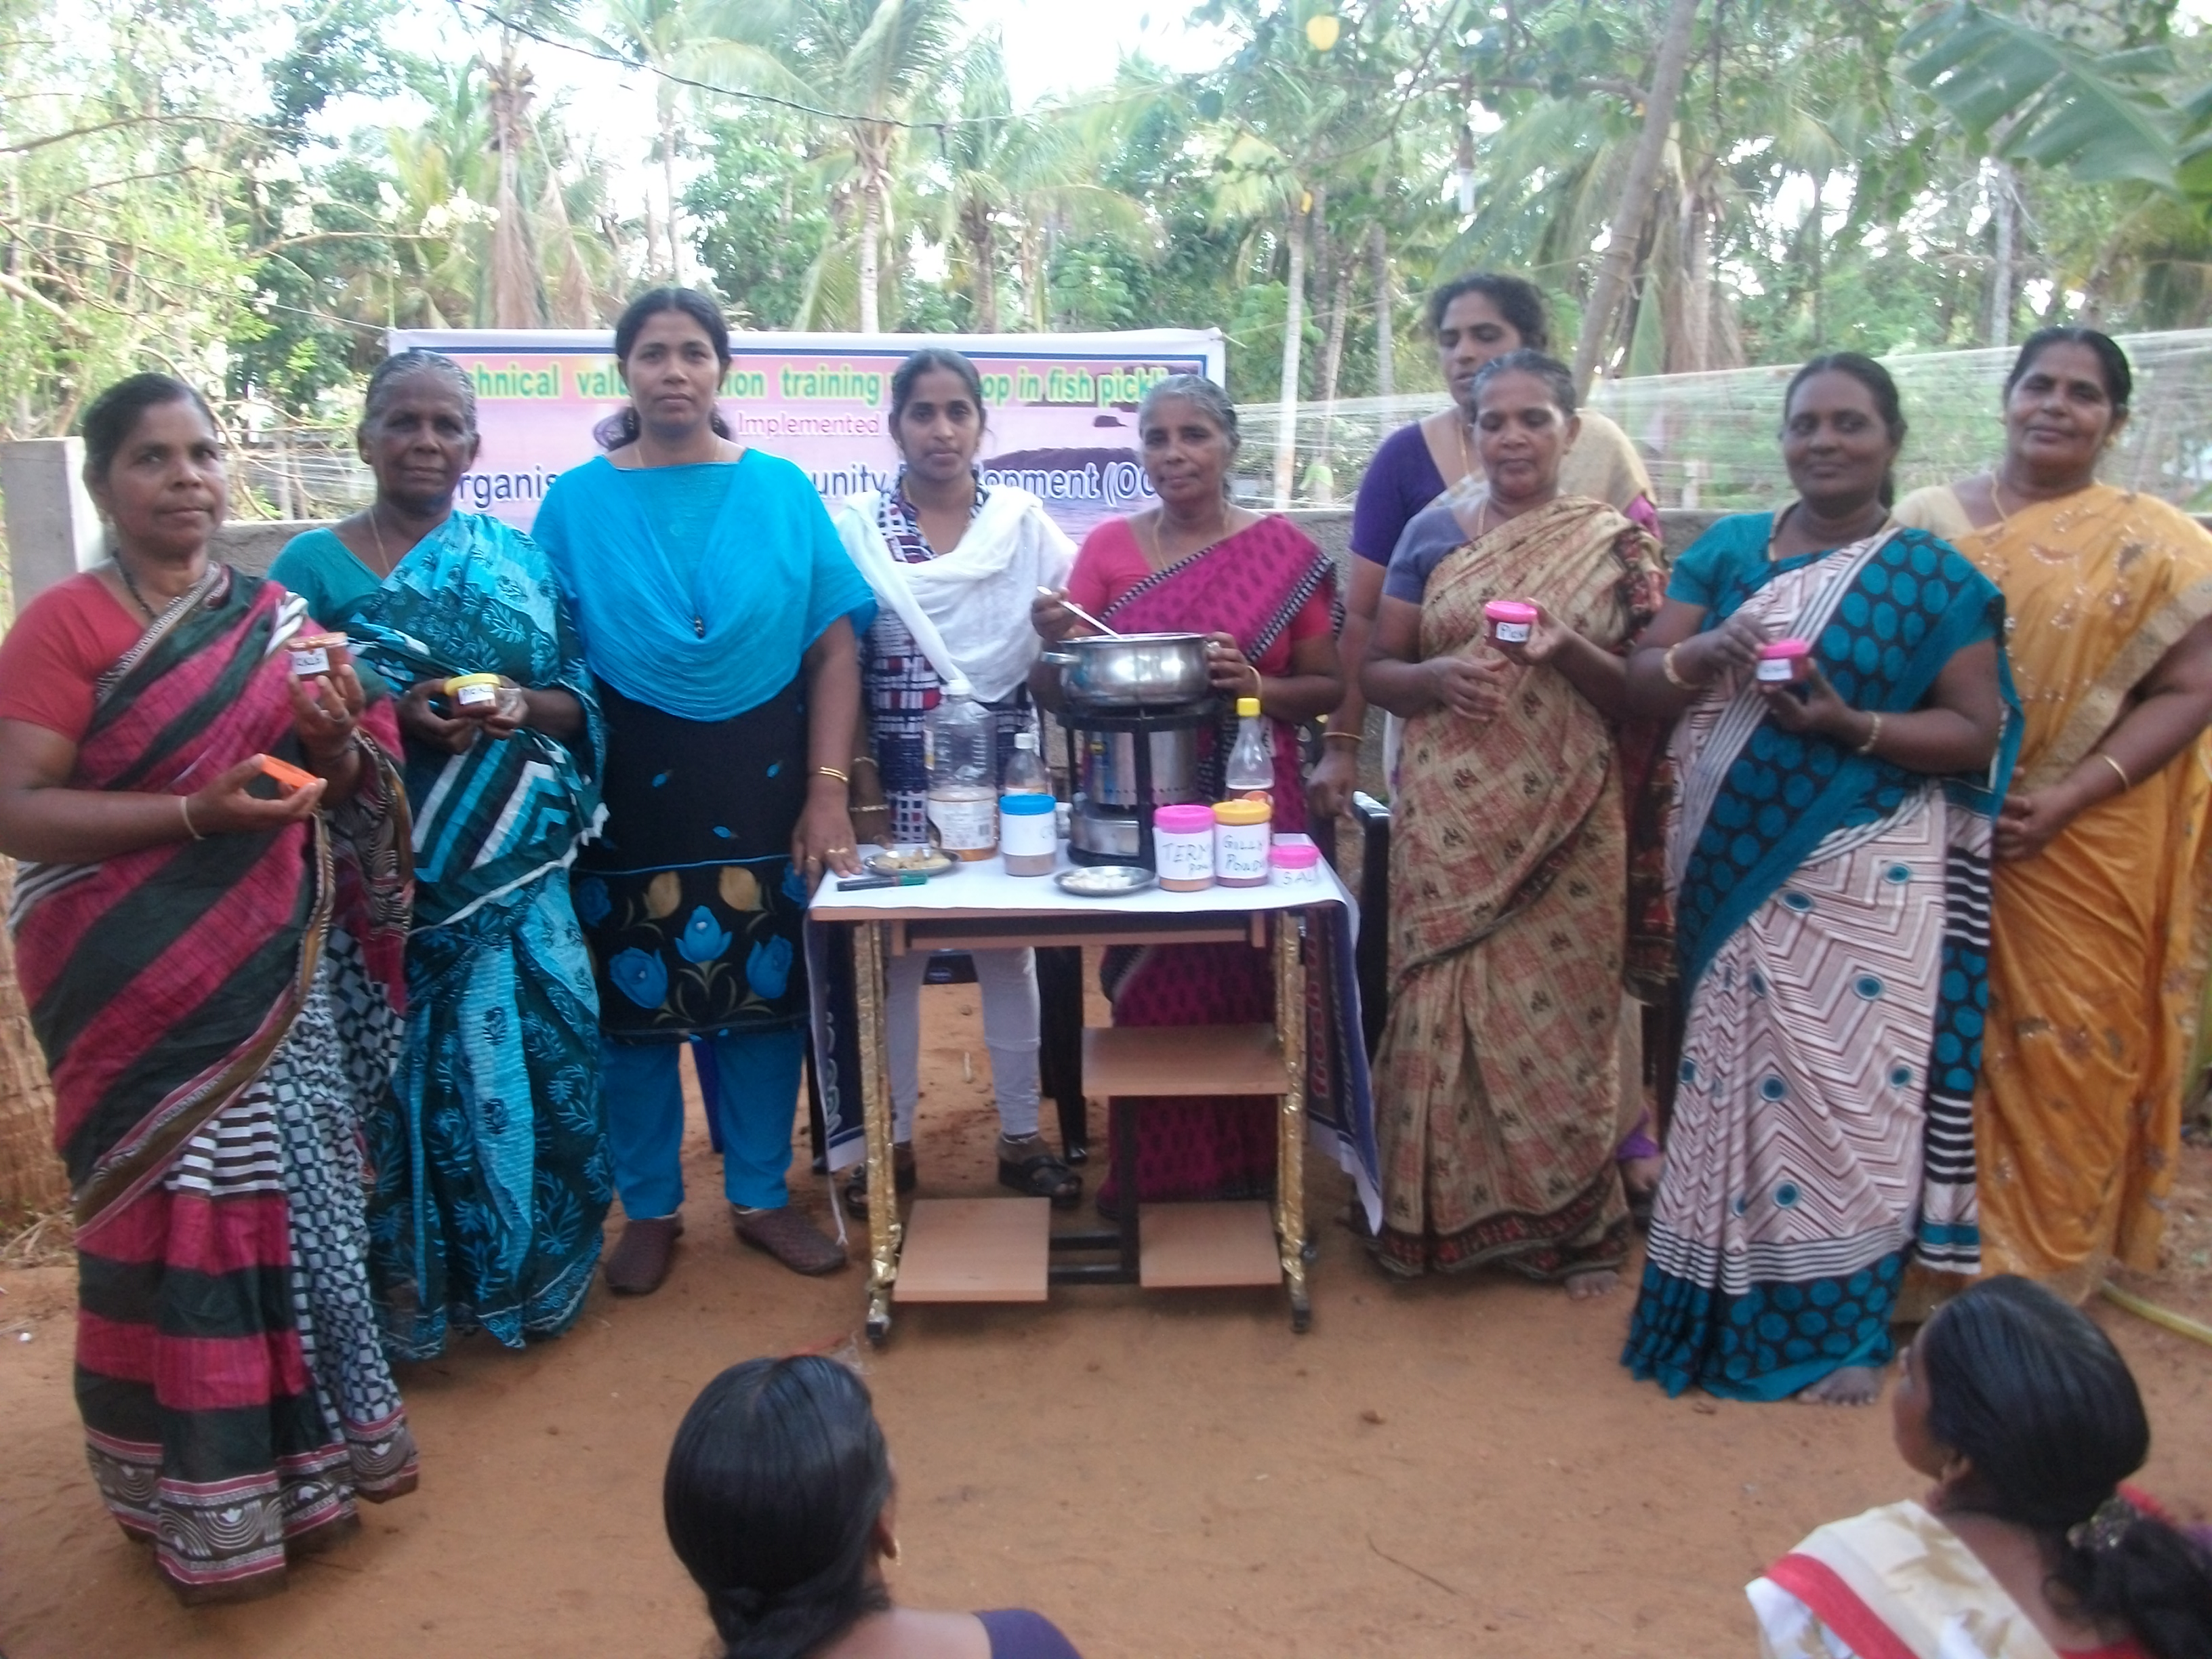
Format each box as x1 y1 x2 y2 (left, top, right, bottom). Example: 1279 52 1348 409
918 30 1151 332
697 0 958 331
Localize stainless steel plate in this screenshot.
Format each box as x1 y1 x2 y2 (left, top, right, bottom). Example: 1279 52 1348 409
866 847 957 878
1053 864 1158 897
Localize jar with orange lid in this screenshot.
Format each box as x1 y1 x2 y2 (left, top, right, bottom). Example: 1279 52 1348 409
1212 798 1272 887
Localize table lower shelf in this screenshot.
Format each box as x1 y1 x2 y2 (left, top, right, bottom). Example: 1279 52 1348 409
890 1196 1286 1302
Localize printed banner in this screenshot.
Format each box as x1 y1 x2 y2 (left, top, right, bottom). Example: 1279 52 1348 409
386 327 1225 536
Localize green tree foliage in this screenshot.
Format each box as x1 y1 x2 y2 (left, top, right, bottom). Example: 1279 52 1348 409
11 0 2212 459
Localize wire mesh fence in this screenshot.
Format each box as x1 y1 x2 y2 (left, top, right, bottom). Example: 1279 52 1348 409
1231 329 2212 515
232 329 2212 523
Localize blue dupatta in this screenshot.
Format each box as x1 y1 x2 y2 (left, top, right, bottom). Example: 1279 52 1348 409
336 512 606 928
1668 519 2022 994
532 450 875 721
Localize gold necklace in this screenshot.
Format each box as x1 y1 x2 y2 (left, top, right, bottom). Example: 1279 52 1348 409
1765 499 1893 561
366 505 398 576
1985 470 2015 534
1455 415 1478 483
1142 505 1233 571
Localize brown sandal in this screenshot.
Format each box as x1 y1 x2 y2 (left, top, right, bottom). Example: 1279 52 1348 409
733 1204 848 1275
605 1214 684 1295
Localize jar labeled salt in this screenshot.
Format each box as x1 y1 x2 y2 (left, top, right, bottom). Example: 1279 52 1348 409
1269 838 1322 888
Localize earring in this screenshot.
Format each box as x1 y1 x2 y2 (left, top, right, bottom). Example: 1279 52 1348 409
886 1538 902 1565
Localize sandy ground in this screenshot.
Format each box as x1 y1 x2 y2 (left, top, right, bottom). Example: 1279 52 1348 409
1 985 2207 1659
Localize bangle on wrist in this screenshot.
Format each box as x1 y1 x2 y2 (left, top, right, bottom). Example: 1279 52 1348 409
1661 643 1698 691
179 794 203 841
813 764 850 785
1322 731 1362 748
1856 712 1884 756
2095 751 2131 793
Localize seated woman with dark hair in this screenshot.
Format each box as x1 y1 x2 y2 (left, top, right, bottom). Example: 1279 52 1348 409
665 1355 1084 1658
1750 1274 2212 1658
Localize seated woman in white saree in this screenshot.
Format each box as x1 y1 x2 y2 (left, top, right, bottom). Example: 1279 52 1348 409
1750 1274 2212 1659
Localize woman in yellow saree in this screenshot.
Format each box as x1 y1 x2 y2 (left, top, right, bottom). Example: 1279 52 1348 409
1894 327 2212 1302
1361 350 1665 1292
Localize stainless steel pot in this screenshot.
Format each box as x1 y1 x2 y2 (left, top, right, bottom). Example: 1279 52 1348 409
1040 632 1211 708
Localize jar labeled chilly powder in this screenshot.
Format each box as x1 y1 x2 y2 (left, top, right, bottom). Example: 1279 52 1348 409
1212 798 1272 888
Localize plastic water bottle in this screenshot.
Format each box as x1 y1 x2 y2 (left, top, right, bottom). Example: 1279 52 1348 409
1223 695 1273 805
925 694 998 859
1002 727 1050 795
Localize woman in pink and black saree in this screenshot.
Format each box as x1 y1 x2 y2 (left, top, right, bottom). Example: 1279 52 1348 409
1031 375 1345 1211
0 375 415 1602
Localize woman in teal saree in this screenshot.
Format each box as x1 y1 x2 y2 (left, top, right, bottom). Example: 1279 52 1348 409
271 350 609 1358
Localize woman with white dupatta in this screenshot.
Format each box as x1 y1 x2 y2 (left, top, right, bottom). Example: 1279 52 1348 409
831 348 1078 1216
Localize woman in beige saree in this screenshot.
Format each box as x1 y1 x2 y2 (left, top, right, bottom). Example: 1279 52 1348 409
1893 327 2212 1303
1361 351 1664 1291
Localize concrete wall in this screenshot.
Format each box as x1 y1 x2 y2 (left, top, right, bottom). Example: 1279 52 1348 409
1 439 106 601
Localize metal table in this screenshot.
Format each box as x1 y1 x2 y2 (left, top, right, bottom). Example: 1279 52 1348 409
810 852 1360 1345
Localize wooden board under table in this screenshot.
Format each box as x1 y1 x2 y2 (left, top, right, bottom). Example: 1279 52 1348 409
1139 1202 1282 1288
893 1198 1051 1303
1078 1023 1290 1100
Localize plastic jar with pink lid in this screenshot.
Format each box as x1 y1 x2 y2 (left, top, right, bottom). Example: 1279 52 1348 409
1151 803 1216 891
1269 837 1322 889
1484 599 1538 644
1757 638 1813 684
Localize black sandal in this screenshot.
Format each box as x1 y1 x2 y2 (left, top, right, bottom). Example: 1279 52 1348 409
998 1145 1083 1210
841 1143 916 1218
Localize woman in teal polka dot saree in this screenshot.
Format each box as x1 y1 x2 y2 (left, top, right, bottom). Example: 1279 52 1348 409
1618 356 2020 1404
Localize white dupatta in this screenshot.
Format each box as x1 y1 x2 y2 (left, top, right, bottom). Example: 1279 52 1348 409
834 483 1076 702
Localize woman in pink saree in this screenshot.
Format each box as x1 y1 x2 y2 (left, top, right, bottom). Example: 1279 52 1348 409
1031 376 1342 1207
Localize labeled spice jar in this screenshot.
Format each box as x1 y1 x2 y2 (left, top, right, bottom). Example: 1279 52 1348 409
1756 639 1812 685
1269 837 1322 888
999 793 1058 876
289 632 349 678
1483 600 1538 645
445 672 502 709
1212 798 1273 888
1151 803 1216 891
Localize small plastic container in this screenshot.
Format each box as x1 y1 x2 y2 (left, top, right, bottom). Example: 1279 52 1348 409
1212 798 1273 888
445 672 501 710
289 632 348 678
1269 838 1322 888
1757 639 1813 684
1484 600 1538 645
999 793 1058 876
1151 803 1216 892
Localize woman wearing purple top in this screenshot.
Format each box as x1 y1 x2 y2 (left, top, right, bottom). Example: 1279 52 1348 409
665 1355 1086 1659
1313 273 1664 1200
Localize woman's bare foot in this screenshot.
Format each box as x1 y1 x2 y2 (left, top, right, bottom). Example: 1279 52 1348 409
1799 1365 1884 1406
1565 1268 1619 1300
